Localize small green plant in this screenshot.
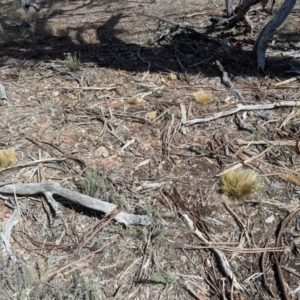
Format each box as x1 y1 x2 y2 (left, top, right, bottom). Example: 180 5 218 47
65 52 81 71
168 110 181 118
80 169 99 197
192 89 212 105
151 270 176 284
220 167 260 199
154 87 165 98
112 196 128 211
173 166 181 174
147 36 155 45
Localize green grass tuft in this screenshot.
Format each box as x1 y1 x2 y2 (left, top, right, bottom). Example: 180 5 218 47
151 270 176 284
65 52 81 71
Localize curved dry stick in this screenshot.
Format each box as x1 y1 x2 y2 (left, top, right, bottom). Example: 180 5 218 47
253 0 296 70
261 240 276 298
273 207 300 300
276 207 300 249
0 182 151 226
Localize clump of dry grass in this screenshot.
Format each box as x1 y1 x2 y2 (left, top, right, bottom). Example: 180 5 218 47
128 97 143 105
0 149 15 168
220 167 259 199
192 89 212 105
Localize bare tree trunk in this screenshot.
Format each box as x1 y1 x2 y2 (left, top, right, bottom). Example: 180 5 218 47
225 0 233 16
227 0 262 28
253 0 296 70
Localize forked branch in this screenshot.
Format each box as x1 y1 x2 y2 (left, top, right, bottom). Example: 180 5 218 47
0 182 151 226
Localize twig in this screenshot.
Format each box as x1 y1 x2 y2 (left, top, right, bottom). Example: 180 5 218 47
0 158 66 174
180 213 243 290
183 101 300 126
185 245 284 253
273 254 288 300
261 240 276 298
53 86 118 91
236 138 297 147
46 235 119 279
77 207 120 249
273 76 300 86
281 266 300 278
276 207 300 249
223 203 251 246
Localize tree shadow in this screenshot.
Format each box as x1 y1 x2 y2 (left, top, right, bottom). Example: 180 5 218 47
0 1 299 78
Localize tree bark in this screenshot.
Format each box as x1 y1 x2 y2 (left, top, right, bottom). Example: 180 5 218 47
227 0 262 28
253 0 296 70
225 0 233 16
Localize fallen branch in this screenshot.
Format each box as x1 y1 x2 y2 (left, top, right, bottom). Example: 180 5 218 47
180 212 244 290
182 101 300 126
236 138 297 147
0 182 151 226
185 245 284 253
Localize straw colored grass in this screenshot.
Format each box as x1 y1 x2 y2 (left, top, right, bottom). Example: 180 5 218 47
0 149 15 168
220 167 259 199
192 89 212 105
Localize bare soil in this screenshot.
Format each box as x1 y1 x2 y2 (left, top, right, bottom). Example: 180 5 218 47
0 0 300 299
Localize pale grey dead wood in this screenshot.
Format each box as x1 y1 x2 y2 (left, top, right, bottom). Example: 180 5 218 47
215 60 233 88
180 212 244 290
227 0 262 29
225 0 234 16
253 0 296 70
0 182 151 226
183 101 300 126
1 209 18 263
0 82 7 105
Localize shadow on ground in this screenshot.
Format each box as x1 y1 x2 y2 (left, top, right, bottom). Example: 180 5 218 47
0 0 300 78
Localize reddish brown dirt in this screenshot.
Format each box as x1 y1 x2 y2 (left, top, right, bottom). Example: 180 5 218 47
0 0 300 299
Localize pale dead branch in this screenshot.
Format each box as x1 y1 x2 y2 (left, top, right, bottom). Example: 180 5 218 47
180 212 244 291
0 182 151 226
182 101 300 126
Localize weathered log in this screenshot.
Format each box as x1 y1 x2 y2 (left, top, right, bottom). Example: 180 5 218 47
0 182 151 226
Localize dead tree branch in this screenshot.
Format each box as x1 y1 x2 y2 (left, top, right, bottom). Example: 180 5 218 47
0 182 151 226
181 101 300 126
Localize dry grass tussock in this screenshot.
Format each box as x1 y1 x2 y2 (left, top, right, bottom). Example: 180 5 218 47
0 149 15 168
192 89 212 105
220 167 260 199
